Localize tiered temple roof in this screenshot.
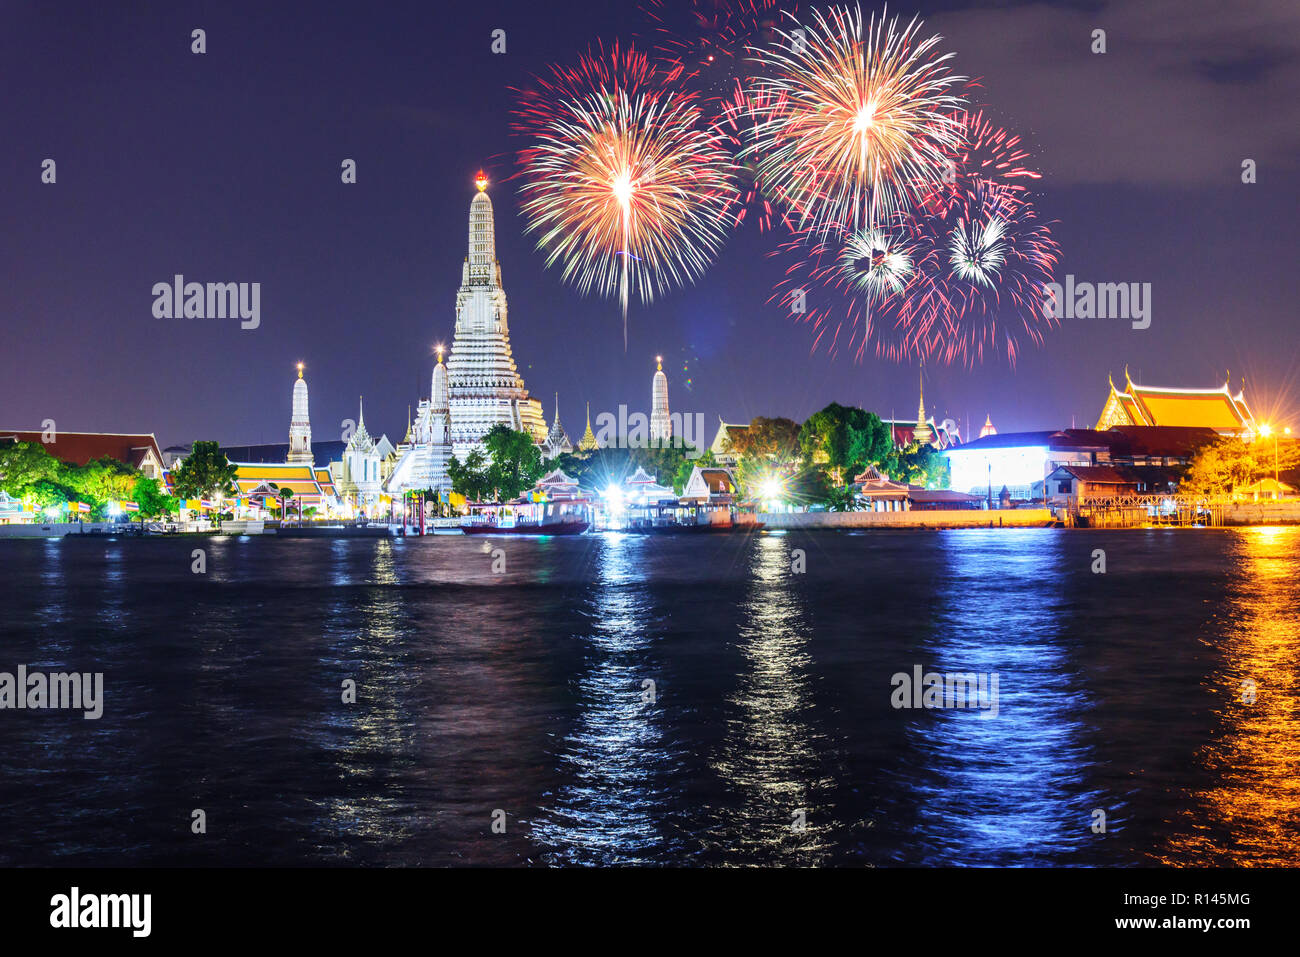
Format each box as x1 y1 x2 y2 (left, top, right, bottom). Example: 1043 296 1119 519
1096 370 1255 435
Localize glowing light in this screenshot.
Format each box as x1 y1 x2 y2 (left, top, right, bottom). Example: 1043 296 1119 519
475 169 489 192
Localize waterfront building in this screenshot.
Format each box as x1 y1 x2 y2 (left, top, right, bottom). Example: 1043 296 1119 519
650 356 671 444
710 420 751 465
0 430 165 479
228 462 339 515
945 425 1220 500
444 172 547 457
1044 464 1179 506
287 363 313 464
1096 369 1256 435
338 398 385 514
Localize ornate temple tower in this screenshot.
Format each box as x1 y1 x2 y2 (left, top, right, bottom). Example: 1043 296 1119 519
650 355 671 444
444 171 547 458
912 369 933 447
287 362 313 464
578 402 599 453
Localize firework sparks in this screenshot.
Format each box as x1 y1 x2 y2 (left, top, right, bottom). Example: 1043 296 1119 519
513 43 741 348
742 3 968 235
772 112 1059 366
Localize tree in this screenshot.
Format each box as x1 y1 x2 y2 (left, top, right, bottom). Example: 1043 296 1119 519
724 417 802 498
68 456 138 507
0 441 59 495
27 479 77 513
171 441 238 501
448 448 495 502
889 441 952 489
483 425 545 501
729 417 802 464
798 404 892 483
1181 435 1300 497
132 476 176 519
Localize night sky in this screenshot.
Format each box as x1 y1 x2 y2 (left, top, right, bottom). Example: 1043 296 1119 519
3 0 1298 450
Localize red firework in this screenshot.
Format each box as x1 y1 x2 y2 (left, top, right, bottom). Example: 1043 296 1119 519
772 111 1059 366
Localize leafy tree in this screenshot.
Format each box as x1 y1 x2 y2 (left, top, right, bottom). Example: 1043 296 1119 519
729 417 802 464
0 441 59 495
27 479 77 511
132 476 176 519
171 441 238 501
448 448 495 502
888 441 951 489
482 425 546 501
1181 435 1299 497
798 404 892 483
69 456 138 506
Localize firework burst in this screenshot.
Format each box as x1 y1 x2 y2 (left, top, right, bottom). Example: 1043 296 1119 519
742 4 968 235
513 43 741 348
773 112 1059 366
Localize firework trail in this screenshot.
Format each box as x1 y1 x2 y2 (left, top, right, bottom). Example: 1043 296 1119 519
741 3 968 236
513 42 741 349
638 0 795 232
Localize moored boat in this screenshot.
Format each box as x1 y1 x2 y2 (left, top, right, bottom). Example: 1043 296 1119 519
460 519 589 536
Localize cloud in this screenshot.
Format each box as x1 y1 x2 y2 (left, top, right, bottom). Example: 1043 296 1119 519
930 0 1300 186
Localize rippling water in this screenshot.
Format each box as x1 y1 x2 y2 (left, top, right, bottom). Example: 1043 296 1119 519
1 528 1296 867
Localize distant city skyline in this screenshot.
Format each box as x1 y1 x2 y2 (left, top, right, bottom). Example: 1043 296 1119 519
3 0 1298 449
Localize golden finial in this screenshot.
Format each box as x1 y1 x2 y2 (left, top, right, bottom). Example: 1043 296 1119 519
656 355 663 371
475 170 488 192
296 361 304 379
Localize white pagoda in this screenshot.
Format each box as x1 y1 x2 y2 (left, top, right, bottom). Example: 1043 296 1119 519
387 172 546 495
445 170 547 456
287 362 313 464
650 355 671 444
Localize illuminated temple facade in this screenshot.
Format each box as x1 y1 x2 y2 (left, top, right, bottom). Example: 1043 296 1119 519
1096 370 1256 436
387 173 547 494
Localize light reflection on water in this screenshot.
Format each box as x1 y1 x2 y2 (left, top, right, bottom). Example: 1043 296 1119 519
903 530 1103 866
529 535 676 864
1156 526 1300 865
706 533 833 865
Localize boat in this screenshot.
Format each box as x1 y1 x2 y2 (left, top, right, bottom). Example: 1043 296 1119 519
460 520 590 536
624 521 764 534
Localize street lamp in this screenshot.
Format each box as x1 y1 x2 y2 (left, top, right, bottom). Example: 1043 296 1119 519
1258 423 1291 486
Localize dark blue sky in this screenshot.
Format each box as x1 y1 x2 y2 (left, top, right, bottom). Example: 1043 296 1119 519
3 0 1298 448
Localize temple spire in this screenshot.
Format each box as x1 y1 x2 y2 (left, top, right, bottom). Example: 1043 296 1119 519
579 402 598 452
287 362 313 464
913 367 933 446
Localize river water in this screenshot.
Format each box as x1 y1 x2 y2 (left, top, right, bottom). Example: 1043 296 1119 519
1 527 1296 866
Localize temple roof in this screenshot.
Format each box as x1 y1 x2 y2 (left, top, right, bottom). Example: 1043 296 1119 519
1098 372 1255 432
1 430 163 469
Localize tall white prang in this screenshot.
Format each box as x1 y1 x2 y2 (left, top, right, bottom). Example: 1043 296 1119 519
444 171 546 458
287 362 313 464
650 355 671 444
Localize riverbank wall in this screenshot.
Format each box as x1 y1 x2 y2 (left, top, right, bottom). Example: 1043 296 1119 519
756 509 1055 530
